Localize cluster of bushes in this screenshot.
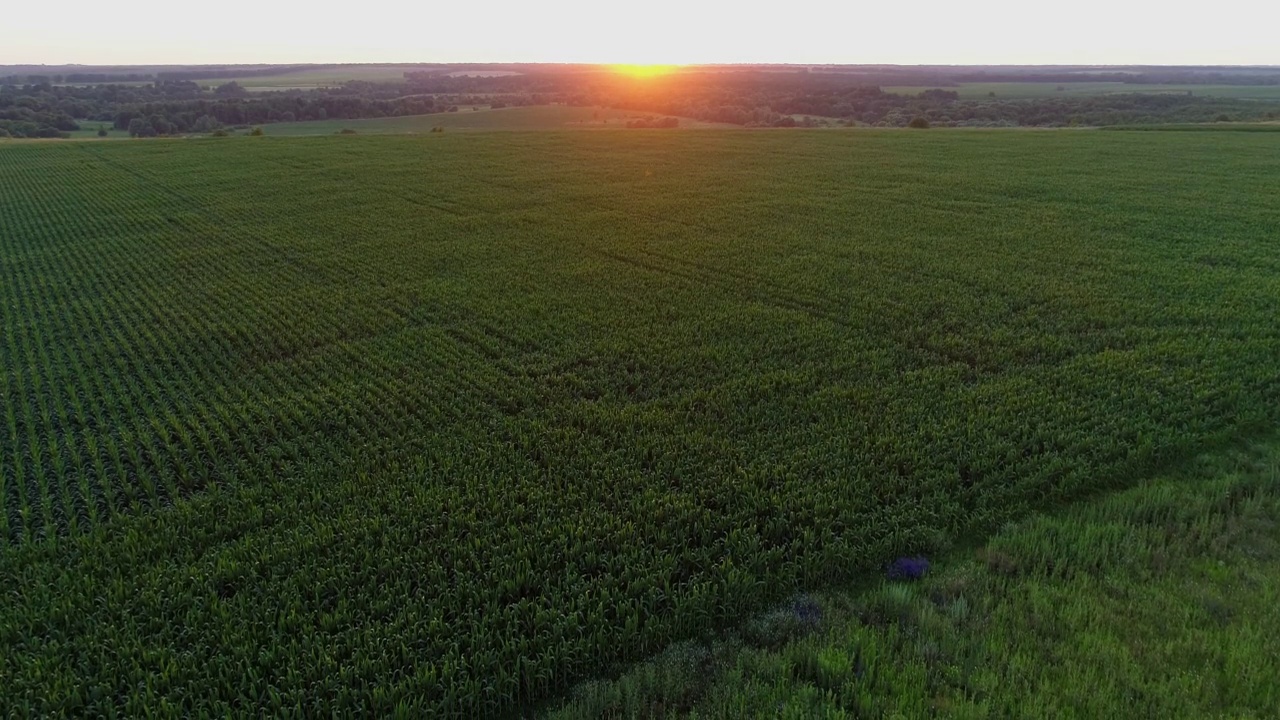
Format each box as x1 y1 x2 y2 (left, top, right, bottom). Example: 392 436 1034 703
624 116 678 129
0 120 69 138
0 106 79 137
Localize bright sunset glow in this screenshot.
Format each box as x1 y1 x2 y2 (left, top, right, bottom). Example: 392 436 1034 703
610 64 681 79
3 0 1276 65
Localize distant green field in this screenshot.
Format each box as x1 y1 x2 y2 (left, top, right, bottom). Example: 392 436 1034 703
2 130 1279 717
885 82 1280 100
199 64 437 90
265 105 733 135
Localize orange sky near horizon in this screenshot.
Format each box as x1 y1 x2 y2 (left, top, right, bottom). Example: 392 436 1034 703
4 0 1278 67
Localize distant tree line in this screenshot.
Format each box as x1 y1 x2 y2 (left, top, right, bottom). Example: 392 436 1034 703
9 62 1279 89
154 65 317 81
0 72 156 84
4 66 1280 139
582 72 1280 128
919 70 1280 86
0 79 536 138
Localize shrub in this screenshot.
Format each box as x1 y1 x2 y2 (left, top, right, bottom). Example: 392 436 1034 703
744 595 824 648
625 116 679 129
908 117 931 129
249 127 264 136
338 128 357 135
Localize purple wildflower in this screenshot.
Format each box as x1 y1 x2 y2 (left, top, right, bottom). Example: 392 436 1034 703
887 555 930 581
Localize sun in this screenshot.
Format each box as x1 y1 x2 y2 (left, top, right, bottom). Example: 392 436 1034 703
609 64 681 79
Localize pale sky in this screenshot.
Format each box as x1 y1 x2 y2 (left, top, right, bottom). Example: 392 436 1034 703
4 0 1277 66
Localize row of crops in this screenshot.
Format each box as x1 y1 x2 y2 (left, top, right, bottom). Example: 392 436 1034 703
2 131 1279 715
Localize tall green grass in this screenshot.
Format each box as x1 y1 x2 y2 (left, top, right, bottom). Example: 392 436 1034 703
551 436 1280 718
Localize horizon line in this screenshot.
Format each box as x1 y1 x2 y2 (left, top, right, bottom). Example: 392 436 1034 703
3 61 1279 70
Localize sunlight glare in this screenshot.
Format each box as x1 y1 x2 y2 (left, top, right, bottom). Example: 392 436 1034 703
610 64 681 79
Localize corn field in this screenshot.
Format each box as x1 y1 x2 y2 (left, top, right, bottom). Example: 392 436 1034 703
1 130 1278 716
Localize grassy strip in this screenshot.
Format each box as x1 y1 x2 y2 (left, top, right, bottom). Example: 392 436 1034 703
1102 123 1280 132
549 436 1280 718
264 105 734 135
